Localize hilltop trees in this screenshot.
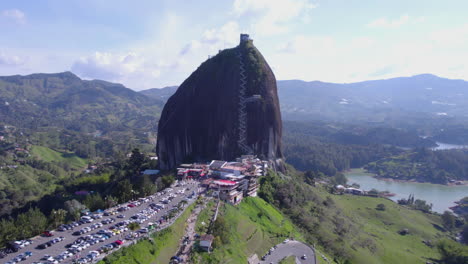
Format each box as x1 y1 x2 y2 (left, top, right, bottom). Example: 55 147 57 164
437 239 468 264
442 211 457 230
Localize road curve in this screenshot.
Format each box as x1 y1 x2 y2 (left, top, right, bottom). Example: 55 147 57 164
259 240 316 264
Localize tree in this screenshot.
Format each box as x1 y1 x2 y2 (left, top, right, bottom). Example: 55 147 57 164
0 218 17 247
136 175 157 197
105 195 118 208
442 211 456 230
368 189 379 196
331 173 347 185
128 148 145 175
16 208 47 239
128 222 140 231
376 203 386 211
161 174 175 189
83 193 106 212
49 209 67 229
115 179 133 203
437 239 468 264
462 224 468 244
64 199 86 220
211 216 229 245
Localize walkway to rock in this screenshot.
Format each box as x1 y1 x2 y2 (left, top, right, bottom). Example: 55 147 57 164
173 198 210 263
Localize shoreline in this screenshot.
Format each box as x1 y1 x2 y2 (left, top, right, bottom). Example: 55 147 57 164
345 168 468 187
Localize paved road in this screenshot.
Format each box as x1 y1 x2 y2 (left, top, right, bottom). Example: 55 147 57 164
5 181 200 264
260 241 316 264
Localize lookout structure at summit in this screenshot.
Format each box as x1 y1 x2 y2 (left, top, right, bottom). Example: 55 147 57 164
156 34 284 171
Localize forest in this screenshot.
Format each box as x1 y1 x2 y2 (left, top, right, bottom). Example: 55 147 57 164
365 148 468 184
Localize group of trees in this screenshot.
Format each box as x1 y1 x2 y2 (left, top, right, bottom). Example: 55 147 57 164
0 207 62 247
437 239 468 264
0 148 174 248
366 148 468 184
283 121 403 176
397 194 433 213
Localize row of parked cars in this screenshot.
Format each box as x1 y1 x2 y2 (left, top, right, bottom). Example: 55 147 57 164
0 182 195 263
35 236 64 250
72 221 105 236
4 251 32 264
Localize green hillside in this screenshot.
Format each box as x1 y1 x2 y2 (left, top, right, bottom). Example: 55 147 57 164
31 145 87 170
259 169 452 264
192 197 306 264
0 145 88 215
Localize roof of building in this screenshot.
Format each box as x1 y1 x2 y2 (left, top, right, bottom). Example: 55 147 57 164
213 180 237 186
142 169 160 175
209 160 227 169
222 165 246 171
200 234 214 241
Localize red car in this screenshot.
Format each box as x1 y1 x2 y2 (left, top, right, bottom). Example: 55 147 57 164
127 204 136 208
42 231 53 237
114 240 123 245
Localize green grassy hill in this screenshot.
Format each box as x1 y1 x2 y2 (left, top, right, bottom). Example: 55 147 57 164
333 192 444 263
31 145 87 170
192 197 308 264
0 145 87 215
259 170 452 264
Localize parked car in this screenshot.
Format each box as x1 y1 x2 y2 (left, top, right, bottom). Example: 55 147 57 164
42 231 54 237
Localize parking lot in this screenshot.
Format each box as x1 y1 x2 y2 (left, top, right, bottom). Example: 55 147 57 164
3 180 200 264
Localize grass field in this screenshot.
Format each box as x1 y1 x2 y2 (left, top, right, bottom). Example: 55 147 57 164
279 255 296 264
332 193 444 264
195 200 215 234
98 203 195 264
192 197 304 264
303 185 445 264
30 145 87 170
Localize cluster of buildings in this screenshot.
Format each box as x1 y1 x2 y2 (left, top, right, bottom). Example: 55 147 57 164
176 155 268 205
335 185 364 195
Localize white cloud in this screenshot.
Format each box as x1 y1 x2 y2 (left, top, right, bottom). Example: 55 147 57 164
202 21 241 47
1 9 26 24
0 52 26 66
71 51 164 89
367 15 425 29
233 0 316 36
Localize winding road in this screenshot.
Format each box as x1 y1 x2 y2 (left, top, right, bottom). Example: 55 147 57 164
259 240 317 264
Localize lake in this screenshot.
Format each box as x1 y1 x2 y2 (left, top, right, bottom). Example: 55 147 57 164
432 141 468 150
345 169 468 213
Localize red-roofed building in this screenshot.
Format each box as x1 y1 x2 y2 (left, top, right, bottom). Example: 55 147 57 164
212 180 243 205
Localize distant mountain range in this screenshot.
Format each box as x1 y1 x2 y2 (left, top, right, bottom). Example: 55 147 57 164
0 72 163 133
139 86 178 102
2 72 468 144
140 74 468 123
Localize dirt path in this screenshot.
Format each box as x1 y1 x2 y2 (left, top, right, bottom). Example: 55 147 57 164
173 198 209 263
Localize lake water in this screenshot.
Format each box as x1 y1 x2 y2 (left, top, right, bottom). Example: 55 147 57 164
432 142 468 150
345 170 468 213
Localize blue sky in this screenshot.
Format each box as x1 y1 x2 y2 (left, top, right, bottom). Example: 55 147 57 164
0 0 467 90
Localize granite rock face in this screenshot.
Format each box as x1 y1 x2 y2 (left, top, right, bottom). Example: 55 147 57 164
156 37 283 170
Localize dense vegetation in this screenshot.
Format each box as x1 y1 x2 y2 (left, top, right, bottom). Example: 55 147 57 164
0 149 173 248
283 121 403 175
0 72 163 134
365 148 468 184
